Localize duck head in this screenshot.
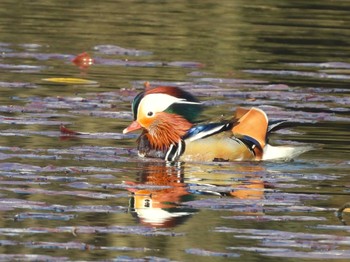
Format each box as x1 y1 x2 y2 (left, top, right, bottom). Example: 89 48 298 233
123 86 202 150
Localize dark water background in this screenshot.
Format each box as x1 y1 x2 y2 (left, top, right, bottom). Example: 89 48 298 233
0 0 349 261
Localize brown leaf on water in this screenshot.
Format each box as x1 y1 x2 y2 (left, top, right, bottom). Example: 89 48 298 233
59 124 81 135
144 81 151 90
72 52 94 69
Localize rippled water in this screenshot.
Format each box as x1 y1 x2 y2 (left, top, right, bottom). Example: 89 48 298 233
0 0 349 261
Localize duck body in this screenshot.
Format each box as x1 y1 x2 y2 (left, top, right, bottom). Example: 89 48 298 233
182 130 255 162
137 122 256 162
123 86 311 162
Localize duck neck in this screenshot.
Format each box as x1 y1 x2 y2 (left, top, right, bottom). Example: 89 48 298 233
147 112 192 150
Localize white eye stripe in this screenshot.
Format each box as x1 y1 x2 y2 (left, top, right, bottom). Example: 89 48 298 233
138 93 201 118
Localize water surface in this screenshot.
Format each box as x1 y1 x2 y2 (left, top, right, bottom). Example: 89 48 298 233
0 0 349 261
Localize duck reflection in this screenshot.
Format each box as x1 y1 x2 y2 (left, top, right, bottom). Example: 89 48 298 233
229 165 267 200
127 162 195 228
127 162 268 228
186 163 267 200
229 179 265 199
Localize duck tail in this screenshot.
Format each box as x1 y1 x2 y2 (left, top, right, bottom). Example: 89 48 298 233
233 107 314 161
262 144 314 161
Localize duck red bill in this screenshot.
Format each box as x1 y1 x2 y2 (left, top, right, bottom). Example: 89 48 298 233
123 121 142 134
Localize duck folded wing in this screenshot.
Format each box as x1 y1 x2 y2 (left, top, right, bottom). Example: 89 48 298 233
232 107 268 150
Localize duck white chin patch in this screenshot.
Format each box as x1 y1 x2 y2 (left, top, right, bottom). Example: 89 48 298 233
138 93 200 116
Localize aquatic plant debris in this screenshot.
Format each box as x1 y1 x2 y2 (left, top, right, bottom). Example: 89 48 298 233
14 212 76 221
0 226 185 237
0 254 69 261
93 44 153 56
0 81 38 88
221 215 327 221
213 227 350 258
0 239 156 252
185 248 239 258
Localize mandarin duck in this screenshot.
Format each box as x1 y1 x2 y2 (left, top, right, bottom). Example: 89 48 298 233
123 86 311 162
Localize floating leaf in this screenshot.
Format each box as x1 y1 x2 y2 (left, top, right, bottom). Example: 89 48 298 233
72 52 94 69
60 125 82 135
42 78 98 85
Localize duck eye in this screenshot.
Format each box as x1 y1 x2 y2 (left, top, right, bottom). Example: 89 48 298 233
147 111 154 117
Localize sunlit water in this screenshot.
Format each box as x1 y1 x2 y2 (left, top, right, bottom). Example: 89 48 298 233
0 0 349 261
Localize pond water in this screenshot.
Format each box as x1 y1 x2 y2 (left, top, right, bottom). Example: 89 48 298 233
0 0 349 261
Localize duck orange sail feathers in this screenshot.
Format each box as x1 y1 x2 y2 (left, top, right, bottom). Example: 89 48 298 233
123 86 312 162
